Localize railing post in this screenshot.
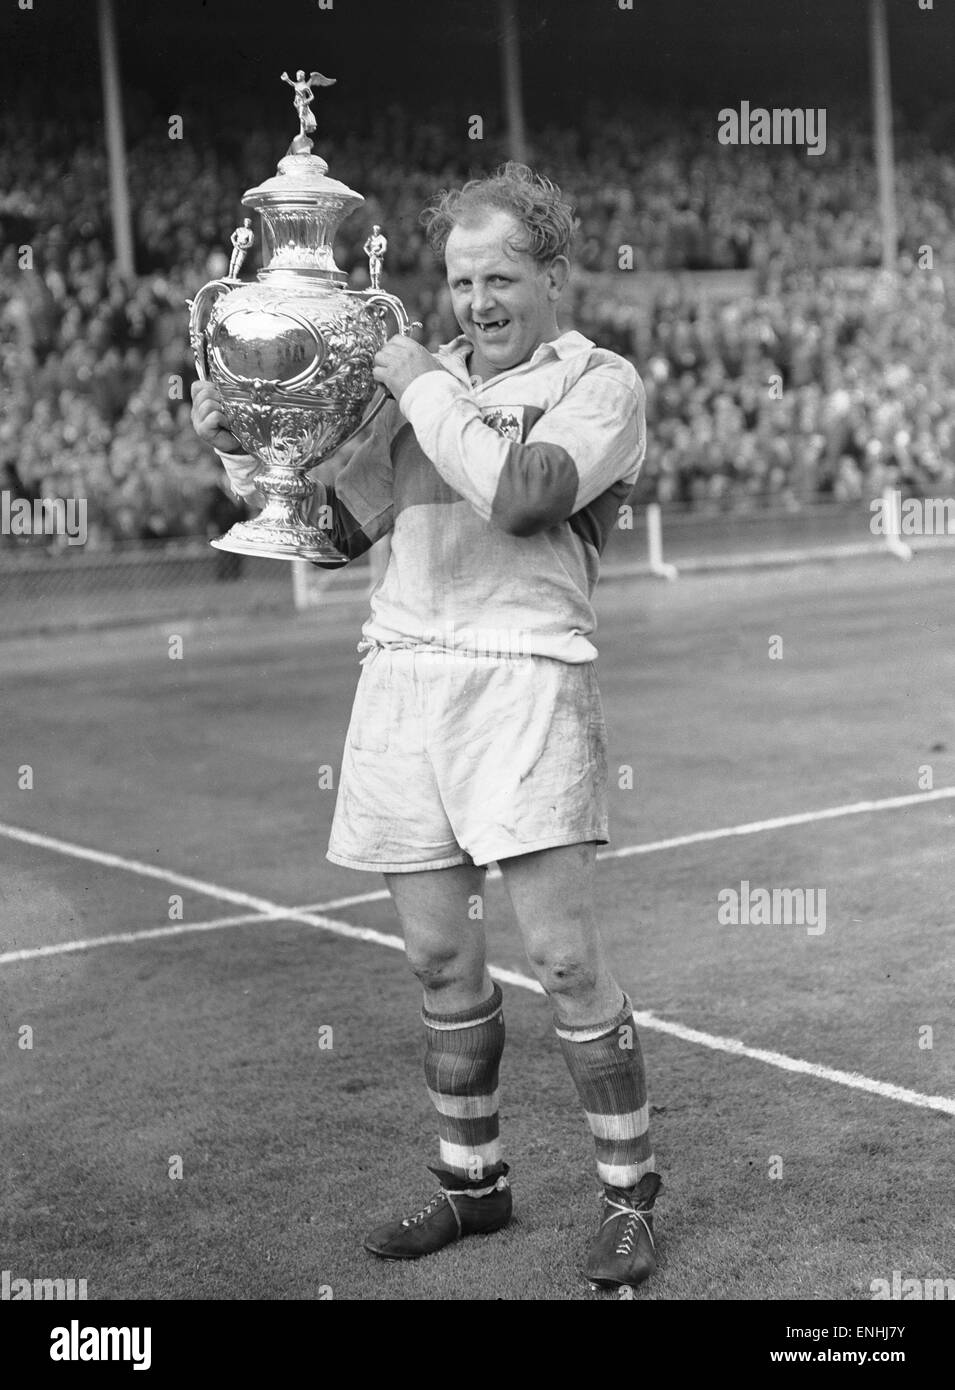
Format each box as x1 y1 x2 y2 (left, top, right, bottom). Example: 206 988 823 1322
881 487 913 561
646 503 679 580
291 560 312 610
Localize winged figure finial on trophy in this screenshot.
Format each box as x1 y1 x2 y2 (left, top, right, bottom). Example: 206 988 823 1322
280 69 337 151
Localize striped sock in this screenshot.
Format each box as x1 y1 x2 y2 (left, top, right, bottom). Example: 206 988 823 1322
422 982 505 1182
556 993 655 1189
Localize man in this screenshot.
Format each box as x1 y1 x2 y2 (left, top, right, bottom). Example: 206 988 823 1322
190 163 661 1290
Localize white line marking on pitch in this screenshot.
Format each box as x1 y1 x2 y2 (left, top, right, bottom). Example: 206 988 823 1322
298 786 955 911
301 890 393 911
0 822 403 957
599 786 955 861
628 1012 955 1116
1 815 953 1116
0 909 288 965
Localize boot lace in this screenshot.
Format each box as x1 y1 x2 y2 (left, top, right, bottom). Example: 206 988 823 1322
601 1195 655 1256
401 1191 447 1227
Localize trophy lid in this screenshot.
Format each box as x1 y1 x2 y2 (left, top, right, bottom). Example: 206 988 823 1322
243 150 363 213
242 71 364 282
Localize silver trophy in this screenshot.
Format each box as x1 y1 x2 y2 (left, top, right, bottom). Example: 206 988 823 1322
188 70 413 562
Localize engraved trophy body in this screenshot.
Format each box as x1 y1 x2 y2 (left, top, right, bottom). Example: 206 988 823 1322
188 72 412 562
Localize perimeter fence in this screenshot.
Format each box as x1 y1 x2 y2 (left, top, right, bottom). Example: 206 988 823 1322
1 495 951 639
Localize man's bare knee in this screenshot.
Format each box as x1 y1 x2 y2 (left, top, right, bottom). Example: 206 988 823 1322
406 940 471 992
528 951 598 999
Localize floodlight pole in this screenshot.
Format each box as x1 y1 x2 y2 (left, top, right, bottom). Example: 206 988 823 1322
498 0 528 164
868 0 898 272
97 0 135 277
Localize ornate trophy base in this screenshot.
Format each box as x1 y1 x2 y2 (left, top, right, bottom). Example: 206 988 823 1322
210 520 348 565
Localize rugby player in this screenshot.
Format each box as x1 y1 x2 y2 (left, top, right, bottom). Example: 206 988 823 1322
190 163 661 1289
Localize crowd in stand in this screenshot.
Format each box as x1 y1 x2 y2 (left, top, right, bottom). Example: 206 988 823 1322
577 269 955 509
2 98 955 549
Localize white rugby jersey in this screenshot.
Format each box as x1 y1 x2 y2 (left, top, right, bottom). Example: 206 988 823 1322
303 330 644 662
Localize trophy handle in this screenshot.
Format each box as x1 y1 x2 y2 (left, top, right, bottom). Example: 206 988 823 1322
361 288 414 339
328 289 417 450
187 278 233 382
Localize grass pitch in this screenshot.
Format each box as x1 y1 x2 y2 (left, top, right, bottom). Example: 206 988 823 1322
1 552 953 1300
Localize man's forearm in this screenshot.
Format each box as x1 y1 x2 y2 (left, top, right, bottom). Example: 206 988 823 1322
397 363 644 535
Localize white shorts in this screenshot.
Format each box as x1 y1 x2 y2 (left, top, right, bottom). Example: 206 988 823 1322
327 646 609 872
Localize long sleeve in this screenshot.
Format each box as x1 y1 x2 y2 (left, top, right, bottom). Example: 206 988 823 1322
215 448 264 505
398 360 645 537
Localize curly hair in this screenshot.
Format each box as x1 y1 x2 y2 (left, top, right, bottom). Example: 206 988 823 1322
420 162 577 266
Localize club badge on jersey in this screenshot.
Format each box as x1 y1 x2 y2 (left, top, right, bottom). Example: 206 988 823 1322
480 407 525 441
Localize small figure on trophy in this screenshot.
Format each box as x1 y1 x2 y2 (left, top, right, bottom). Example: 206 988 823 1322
281 68 336 150
363 224 388 290
228 218 255 281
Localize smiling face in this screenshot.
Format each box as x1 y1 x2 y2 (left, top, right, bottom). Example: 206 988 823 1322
444 211 568 381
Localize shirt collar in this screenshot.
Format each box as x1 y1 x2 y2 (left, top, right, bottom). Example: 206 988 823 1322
436 329 595 383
